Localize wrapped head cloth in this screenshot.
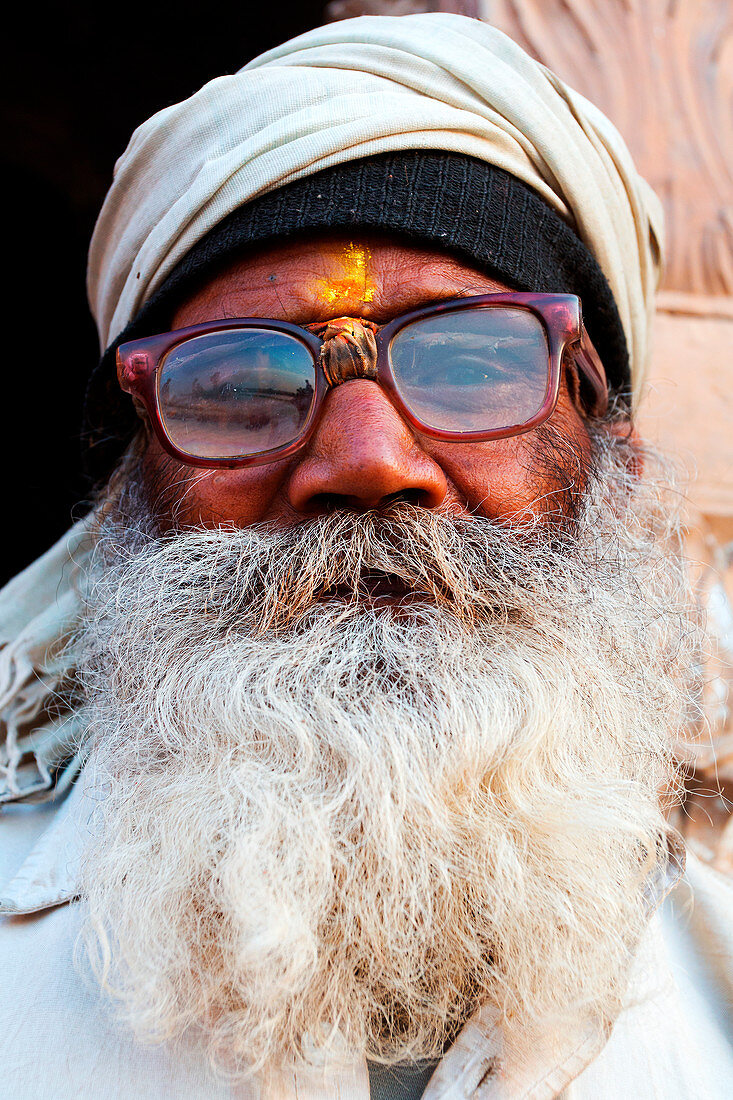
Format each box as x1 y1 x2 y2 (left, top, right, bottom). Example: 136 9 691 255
86 12 663 476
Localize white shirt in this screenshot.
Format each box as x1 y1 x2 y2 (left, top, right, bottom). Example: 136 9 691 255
2 775 732 1099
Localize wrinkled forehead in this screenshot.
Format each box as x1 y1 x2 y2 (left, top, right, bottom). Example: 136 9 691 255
167 231 513 330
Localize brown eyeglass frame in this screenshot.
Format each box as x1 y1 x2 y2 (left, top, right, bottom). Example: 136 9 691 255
116 292 609 470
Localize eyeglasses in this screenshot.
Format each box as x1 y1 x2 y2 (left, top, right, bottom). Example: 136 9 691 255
116 293 608 469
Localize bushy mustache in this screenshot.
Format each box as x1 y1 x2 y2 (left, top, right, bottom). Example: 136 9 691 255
93 502 583 638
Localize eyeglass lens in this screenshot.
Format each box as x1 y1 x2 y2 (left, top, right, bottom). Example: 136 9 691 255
389 308 550 432
158 329 317 459
156 308 551 460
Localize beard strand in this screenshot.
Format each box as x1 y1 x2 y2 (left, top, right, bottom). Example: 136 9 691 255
73 428 698 1077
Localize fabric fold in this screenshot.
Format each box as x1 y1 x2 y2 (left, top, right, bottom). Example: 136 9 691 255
0 515 96 805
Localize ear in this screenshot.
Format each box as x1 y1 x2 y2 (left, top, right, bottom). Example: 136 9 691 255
603 414 644 479
127 393 154 441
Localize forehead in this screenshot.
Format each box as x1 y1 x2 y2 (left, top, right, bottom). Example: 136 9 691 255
169 231 510 329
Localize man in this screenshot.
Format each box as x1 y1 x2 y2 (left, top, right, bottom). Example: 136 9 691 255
0 12 731 1098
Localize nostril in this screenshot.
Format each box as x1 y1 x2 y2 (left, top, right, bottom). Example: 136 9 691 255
304 487 436 515
383 488 430 508
303 492 350 514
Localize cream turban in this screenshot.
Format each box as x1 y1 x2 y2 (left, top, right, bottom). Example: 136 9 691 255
87 11 663 404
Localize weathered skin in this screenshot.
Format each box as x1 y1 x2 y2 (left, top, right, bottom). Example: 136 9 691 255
140 232 599 530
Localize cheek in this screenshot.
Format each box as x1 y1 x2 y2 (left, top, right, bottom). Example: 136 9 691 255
424 400 593 522
425 437 546 518
141 438 290 529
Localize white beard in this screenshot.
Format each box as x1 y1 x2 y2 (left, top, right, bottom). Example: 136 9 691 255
75 432 697 1077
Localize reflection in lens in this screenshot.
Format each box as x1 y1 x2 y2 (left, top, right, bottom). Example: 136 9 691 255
389 308 549 432
158 329 317 459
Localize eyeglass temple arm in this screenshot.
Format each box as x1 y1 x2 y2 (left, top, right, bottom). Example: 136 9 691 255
572 328 610 417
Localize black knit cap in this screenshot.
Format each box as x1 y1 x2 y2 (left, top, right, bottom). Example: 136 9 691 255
84 151 629 483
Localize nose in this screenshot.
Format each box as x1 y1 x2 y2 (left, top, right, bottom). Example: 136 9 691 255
286 380 448 514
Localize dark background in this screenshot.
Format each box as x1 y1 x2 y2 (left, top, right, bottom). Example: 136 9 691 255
1 1 329 586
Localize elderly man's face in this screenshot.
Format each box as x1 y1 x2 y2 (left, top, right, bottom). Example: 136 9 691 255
141 232 593 530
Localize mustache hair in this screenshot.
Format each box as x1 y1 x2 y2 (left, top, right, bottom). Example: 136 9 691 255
93 406 604 639
91 433 639 641
94 506 546 635
75 428 700 1078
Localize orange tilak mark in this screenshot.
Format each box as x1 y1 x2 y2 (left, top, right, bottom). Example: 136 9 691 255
317 242 376 307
